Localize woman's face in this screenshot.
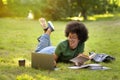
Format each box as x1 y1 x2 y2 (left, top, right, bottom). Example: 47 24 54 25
67 33 80 49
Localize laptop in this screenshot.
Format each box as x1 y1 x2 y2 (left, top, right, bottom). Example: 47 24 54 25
31 52 55 70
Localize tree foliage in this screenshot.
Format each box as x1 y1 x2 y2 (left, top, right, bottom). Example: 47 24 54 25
0 0 11 17
0 0 120 20
39 0 69 20
69 0 119 20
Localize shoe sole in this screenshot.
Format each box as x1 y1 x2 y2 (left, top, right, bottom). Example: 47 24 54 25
48 21 55 31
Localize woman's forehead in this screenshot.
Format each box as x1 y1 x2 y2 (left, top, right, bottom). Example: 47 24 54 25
68 33 77 36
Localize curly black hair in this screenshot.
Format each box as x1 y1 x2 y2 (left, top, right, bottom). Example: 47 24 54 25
65 21 88 43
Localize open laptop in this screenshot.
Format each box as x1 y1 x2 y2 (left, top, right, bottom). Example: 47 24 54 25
31 52 55 70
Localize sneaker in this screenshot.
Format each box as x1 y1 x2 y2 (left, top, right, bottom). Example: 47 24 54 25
48 21 55 32
39 18 47 29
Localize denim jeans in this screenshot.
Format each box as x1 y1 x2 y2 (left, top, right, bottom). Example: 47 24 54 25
35 34 56 54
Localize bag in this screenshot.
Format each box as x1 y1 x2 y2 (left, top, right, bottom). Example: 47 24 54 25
89 52 115 63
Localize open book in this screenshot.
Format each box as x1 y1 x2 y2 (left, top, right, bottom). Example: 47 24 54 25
70 54 90 65
69 54 111 70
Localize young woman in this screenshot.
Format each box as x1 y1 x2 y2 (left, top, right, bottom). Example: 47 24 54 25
35 18 88 65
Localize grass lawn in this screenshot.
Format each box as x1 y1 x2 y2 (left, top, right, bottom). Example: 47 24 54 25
0 16 120 80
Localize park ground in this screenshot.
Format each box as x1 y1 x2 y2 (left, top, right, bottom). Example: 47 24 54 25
0 14 120 80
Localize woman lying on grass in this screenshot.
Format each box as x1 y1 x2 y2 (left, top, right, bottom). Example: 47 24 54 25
35 18 88 66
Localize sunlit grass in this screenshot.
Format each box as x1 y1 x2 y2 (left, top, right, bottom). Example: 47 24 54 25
94 13 114 18
67 16 84 21
0 16 120 80
67 13 118 21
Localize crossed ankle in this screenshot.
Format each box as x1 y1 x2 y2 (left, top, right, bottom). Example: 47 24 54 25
43 27 49 32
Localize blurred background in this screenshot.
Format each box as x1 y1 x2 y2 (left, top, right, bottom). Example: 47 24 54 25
0 0 120 21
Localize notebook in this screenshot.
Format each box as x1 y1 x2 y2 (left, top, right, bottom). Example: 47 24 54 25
68 63 111 70
31 52 55 70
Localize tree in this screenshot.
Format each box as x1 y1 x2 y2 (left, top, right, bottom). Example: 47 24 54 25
40 0 69 20
1 0 120 20
0 0 10 17
68 0 95 20
69 0 110 20
67 0 119 20
0 0 4 7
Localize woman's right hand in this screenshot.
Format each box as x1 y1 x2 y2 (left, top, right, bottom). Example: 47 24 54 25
74 62 84 66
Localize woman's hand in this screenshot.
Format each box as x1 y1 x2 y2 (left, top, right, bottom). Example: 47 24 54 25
74 62 83 66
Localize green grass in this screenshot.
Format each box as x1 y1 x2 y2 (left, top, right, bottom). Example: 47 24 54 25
0 17 120 80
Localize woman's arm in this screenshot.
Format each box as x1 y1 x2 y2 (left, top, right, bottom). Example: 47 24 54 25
53 53 58 66
77 53 84 57
53 53 58 61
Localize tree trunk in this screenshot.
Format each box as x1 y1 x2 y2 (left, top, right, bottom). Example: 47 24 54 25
0 0 4 8
81 10 87 20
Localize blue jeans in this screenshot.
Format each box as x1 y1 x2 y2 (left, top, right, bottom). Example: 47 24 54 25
35 34 56 54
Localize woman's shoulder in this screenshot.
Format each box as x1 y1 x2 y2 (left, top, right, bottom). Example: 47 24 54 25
57 40 68 46
59 40 68 44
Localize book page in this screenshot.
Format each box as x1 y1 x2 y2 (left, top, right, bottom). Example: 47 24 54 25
70 54 90 63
